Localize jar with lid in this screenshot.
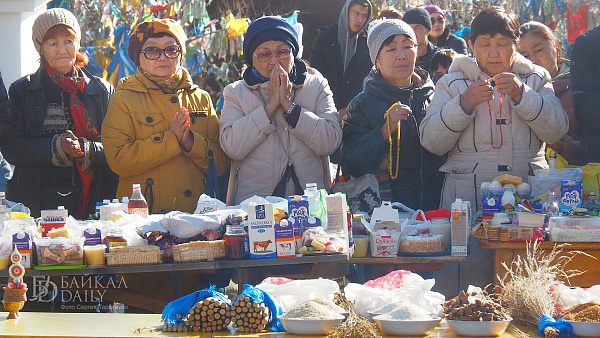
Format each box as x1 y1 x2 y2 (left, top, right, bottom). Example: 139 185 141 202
102 226 127 253
224 216 249 259
429 217 451 252
491 212 511 226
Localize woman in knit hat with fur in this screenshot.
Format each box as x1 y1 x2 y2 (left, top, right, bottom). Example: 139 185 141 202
341 19 444 211
2 8 117 218
101 19 229 213
219 16 341 205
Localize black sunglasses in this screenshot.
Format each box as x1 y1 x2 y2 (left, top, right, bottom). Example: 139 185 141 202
140 45 181 60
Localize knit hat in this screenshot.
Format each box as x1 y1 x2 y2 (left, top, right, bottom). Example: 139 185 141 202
403 7 432 31
243 16 299 66
367 19 417 64
425 4 444 16
128 19 187 67
32 8 81 54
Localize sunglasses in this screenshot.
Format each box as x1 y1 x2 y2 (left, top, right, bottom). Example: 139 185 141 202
432 17 445 25
140 45 181 60
253 48 291 62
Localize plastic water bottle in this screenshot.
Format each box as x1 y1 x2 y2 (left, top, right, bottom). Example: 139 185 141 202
305 183 319 217
0 192 10 233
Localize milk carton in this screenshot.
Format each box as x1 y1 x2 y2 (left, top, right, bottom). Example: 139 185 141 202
304 216 321 230
12 232 32 269
40 207 68 237
288 218 302 252
84 228 102 246
451 198 471 256
560 179 583 213
326 193 349 251
275 219 295 258
247 203 276 259
288 195 309 232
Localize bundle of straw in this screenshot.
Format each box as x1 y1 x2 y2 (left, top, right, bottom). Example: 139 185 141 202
499 241 590 338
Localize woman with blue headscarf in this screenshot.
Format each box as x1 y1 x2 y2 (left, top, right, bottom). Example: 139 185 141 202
220 16 342 205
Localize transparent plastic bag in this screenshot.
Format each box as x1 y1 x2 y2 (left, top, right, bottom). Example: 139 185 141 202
531 168 583 199
256 278 339 312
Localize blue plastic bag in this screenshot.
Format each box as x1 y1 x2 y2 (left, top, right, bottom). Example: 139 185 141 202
536 314 574 337
235 284 284 332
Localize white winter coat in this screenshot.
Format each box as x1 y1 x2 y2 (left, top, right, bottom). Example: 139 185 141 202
419 53 569 210
219 69 342 205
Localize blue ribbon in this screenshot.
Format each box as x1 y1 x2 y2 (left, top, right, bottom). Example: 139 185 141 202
536 315 574 337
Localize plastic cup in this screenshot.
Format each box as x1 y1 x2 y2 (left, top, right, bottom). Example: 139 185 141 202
353 235 369 257
84 245 107 266
0 256 9 269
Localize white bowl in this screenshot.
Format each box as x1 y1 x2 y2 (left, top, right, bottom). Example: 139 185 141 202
570 321 600 337
446 318 512 337
374 316 442 336
279 317 344 335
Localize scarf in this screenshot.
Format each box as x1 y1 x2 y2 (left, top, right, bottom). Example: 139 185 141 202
46 64 98 219
139 67 184 94
242 58 307 87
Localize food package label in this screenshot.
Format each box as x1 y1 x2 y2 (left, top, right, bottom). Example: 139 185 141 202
40 208 68 237
325 193 349 250
560 179 583 212
507 226 544 241
12 232 32 269
195 201 218 214
248 203 276 259
482 189 503 219
288 195 309 231
451 200 470 256
288 218 302 253
275 220 295 258
84 228 102 246
369 222 402 257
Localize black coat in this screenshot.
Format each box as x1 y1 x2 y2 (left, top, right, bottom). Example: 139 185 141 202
341 69 445 211
571 25 600 165
309 23 373 110
416 41 440 75
2 67 118 217
0 71 10 138
432 28 469 55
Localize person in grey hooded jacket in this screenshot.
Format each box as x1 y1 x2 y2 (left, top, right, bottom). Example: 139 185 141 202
310 0 373 123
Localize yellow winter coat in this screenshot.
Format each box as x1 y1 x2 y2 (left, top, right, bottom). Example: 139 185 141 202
102 68 229 213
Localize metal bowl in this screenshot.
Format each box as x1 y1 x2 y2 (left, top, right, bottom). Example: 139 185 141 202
446 318 512 337
373 316 442 336
570 321 600 337
280 317 345 335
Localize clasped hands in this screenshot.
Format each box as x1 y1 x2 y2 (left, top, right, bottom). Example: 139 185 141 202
170 107 194 152
462 72 524 109
265 63 293 119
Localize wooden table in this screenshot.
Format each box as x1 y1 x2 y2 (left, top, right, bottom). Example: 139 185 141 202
0 312 534 337
479 240 600 287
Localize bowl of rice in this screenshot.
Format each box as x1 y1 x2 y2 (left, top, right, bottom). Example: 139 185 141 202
280 300 345 335
372 303 442 336
446 318 512 336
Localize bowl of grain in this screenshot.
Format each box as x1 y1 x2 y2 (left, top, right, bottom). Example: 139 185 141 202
569 321 600 337
372 303 442 336
446 318 512 336
280 300 345 335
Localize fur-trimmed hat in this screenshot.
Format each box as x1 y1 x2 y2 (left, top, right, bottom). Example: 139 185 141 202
32 8 81 54
128 19 187 67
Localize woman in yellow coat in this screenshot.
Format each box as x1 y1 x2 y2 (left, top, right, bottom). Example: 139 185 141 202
102 19 228 213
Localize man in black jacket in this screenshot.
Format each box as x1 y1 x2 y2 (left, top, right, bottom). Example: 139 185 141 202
0 71 12 192
572 25 600 165
310 0 373 126
403 7 439 75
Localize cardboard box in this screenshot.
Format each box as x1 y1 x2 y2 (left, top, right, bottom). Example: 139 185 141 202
369 222 402 257
40 208 68 237
482 189 503 220
506 226 544 241
275 219 295 258
326 193 349 251
514 212 545 227
12 232 32 269
84 228 102 246
451 199 471 256
247 203 276 259
560 180 583 213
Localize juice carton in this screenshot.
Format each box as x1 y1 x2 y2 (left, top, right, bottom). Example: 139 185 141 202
288 195 309 232
40 207 68 237
84 228 102 246
288 218 302 252
326 193 349 251
275 219 295 258
12 232 32 269
560 179 583 213
247 203 276 259
451 198 471 256
304 216 321 230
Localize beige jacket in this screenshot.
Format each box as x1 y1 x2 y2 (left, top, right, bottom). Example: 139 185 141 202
219 69 342 205
419 53 569 210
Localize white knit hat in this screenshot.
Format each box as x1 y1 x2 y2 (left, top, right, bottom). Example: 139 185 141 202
32 8 81 54
367 19 417 64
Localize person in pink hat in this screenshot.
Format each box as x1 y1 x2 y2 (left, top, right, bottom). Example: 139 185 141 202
425 4 468 55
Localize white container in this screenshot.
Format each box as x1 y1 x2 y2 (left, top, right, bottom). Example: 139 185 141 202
247 203 276 259
279 317 344 335
374 317 442 336
548 216 600 242
501 189 516 219
446 319 512 336
514 212 545 227
570 321 600 337
429 217 451 252
491 212 511 227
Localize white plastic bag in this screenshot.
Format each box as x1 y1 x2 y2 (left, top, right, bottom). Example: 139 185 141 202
194 194 226 214
554 283 600 310
160 211 221 239
256 278 339 312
